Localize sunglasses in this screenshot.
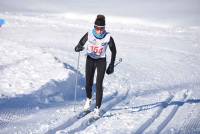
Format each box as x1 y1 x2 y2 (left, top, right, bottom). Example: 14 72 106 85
94 26 105 31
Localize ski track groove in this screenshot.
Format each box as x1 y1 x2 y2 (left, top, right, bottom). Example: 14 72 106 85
46 91 118 134
180 118 200 134
134 94 174 134
0 108 35 129
63 89 129 134
155 92 188 134
135 91 188 134
0 120 9 129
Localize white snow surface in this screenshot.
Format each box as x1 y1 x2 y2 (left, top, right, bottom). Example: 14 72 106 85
0 0 200 134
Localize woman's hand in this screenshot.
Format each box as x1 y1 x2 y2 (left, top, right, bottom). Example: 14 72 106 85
106 63 114 75
75 45 84 52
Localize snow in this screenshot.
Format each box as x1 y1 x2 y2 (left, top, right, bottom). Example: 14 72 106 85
0 0 200 133
0 40 70 97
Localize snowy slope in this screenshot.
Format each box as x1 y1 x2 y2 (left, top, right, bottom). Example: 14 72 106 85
0 0 200 134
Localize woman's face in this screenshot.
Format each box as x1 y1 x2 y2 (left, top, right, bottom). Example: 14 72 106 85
95 26 105 35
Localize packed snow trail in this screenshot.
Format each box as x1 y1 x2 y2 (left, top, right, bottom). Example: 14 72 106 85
0 7 200 134
46 90 118 134
55 88 129 134
136 90 189 134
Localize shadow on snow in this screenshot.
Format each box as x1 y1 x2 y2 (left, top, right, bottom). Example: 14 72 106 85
110 98 200 114
0 62 86 110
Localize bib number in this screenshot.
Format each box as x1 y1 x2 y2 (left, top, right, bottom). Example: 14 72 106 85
89 46 103 55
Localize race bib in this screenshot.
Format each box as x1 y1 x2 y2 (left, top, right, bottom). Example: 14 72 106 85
86 30 110 59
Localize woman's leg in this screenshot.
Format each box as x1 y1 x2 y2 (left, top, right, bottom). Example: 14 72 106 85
85 58 96 99
96 60 106 108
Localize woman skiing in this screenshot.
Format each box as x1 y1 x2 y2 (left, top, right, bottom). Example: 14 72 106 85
74 14 117 117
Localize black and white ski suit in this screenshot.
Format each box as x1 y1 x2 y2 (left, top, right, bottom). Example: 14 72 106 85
75 31 116 108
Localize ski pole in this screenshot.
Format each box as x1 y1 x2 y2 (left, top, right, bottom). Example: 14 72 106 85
74 52 80 112
114 58 122 67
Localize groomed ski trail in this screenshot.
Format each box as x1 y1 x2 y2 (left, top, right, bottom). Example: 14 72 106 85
154 91 189 133
135 90 189 134
55 89 130 134
46 90 118 134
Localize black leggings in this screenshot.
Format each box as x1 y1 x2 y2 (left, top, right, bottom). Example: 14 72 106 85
85 56 107 108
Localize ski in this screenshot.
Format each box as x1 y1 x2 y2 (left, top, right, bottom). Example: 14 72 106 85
87 116 100 125
85 109 105 125
76 91 118 120
77 110 91 119
85 113 105 126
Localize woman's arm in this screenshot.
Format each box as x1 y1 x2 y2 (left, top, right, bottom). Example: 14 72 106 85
75 32 88 52
108 36 117 65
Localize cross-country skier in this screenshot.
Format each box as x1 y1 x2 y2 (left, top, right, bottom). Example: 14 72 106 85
74 14 117 117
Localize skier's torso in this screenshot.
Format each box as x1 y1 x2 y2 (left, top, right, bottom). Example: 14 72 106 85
86 30 110 59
